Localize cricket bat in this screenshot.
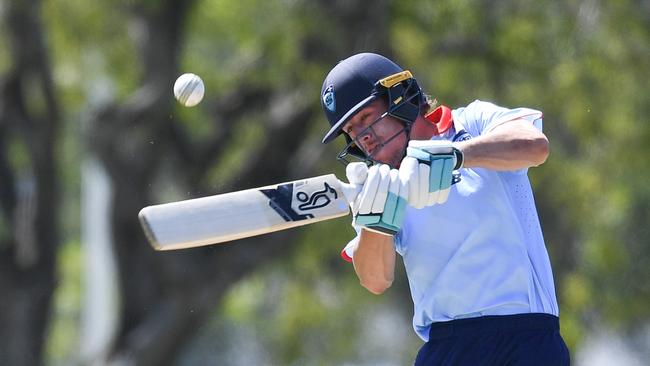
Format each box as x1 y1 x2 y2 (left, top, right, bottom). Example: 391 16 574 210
139 174 360 250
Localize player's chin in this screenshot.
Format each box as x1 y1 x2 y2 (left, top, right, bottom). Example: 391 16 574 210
375 138 407 168
373 151 400 168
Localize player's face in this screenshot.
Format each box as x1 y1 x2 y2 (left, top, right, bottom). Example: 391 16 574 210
342 99 408 167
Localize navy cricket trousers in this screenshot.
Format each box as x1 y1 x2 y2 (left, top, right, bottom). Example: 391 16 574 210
414 313 570 366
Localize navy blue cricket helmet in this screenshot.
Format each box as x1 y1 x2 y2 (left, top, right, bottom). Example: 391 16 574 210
320 53 425 145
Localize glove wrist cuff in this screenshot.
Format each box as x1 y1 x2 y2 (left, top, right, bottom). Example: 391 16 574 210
452 147 464 170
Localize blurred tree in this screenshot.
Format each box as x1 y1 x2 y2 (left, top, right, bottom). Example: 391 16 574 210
0 1 62 365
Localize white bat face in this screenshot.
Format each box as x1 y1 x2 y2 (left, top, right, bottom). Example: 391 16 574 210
139 175 355 250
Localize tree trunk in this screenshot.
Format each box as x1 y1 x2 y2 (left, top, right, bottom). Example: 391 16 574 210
0 0 62 364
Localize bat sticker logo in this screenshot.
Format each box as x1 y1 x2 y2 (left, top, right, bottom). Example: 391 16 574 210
296 182 338 211
261 184 315 221
261 182 340 222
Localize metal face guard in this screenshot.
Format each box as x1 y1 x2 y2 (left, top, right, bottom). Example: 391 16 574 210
337 112 409 167
335 70 422 167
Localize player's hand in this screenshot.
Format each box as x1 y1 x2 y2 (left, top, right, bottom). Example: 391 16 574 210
400 140 463 207
345 163 407 236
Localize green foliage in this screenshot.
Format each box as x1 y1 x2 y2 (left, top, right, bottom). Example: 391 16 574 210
44 0 141 108
184 0 307 89
204 113 266 185
45 240 82 365
0 7 12 74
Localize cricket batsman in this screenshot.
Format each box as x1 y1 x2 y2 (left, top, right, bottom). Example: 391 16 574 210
320 53 570 365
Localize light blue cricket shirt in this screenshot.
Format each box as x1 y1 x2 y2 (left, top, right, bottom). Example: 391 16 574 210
343 100 559 342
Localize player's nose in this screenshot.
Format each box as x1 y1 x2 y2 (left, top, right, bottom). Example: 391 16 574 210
359 134 378 154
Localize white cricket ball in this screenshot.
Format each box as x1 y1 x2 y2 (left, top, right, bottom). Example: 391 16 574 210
173 73 204 107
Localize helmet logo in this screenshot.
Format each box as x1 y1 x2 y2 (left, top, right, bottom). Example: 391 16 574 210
323 85 336 112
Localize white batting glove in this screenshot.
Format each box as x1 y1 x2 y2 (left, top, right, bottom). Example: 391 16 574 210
400 140 463 207
398 156 430 209
345 163 407 236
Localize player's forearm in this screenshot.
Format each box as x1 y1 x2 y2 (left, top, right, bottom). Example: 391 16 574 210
352 229 396 295
454 119 549 171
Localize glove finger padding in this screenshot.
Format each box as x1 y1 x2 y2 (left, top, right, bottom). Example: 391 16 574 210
358 165 387 215
399 156 430 208
424 156 451 205
432 156 454 204
398 157 415 205
381 169 401 224
398 163 410 210
354 165 408 236
406 140 460 206
418 161 431 208
356 165 378 215
370 165 391 213
388 169 408 228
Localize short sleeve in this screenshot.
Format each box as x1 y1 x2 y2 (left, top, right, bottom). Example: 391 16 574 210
453 100 544 175
454 100 543 136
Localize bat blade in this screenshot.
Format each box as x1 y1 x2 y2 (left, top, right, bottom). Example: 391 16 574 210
139 174 355 250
